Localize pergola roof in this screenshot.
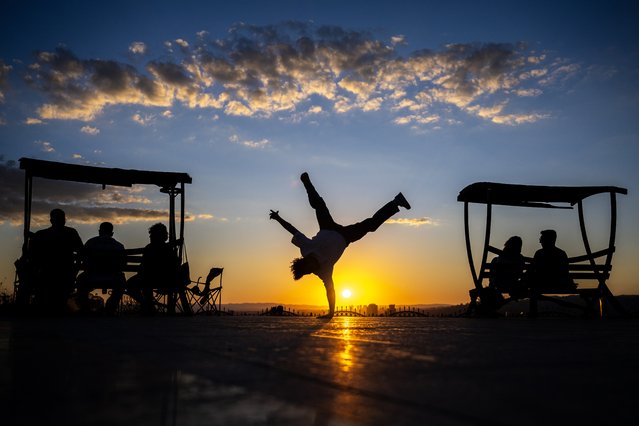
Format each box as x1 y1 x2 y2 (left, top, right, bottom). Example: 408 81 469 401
19 158 192 188
457 182 627 208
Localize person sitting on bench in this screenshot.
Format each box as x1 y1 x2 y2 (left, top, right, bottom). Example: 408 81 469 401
489 236 526 298
77 222 126 314
30 208 84 314
528 229 576 292
127 223 182 314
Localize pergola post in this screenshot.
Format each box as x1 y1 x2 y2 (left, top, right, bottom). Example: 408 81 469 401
478 198 493 286
23 171 32 240
179 181 185 261
463 201 479 288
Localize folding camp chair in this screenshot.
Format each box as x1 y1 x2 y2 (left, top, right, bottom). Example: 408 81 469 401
187 267 224 315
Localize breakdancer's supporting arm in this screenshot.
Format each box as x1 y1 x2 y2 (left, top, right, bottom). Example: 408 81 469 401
320 276 336 318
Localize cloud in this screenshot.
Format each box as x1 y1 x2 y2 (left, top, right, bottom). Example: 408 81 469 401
129 42 147 55
490 112 550 125
195 213 228 222
80 125 100 135
513 88 542 97
0 171 38 225
225 100 252 116
0 60 11 103
35 140 55 152
51 205 172 226
391 35 406 45
132 112 154 125
175 38 189 49
25 117 44 125
23 23 575 127
386 217 438 227
28 49 173 121
393 114 439 125
229 134 270 149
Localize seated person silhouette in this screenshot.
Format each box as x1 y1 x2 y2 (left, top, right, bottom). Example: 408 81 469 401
128 223 183 314
76 222 126 314
529 229 576 292
270 172 411 318
489 236 525 298
30 208 84 313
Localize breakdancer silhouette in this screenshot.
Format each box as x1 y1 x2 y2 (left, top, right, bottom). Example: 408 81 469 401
270 172 410 318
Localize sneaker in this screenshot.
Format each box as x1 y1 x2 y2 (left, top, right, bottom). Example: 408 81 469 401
395 192 411 210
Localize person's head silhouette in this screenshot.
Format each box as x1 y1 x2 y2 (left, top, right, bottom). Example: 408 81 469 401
98 222 114 237
539 229 557 249
503 236 522 254
148 223 168 244
49 208 66 227
290 256 320 280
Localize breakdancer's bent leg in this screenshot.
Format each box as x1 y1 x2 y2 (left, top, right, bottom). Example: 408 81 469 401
341 193 411 244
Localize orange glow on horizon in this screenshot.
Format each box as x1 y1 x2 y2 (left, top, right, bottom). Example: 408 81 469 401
333 268 381 305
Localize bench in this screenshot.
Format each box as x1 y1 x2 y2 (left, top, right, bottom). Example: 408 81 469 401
76 247 143 292
469 246 622 317
76 248 223 315
79 247 184 282
76 247 191 314
123 247 144 273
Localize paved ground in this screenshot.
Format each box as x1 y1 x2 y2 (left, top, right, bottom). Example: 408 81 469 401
1 315 638 425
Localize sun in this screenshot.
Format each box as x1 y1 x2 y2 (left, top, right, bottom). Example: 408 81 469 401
341 288 352 298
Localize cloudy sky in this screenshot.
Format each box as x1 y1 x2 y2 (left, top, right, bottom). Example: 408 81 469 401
1 0 638 306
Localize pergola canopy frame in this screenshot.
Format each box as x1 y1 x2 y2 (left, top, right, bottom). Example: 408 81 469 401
457 182 627 307
19 158 192 258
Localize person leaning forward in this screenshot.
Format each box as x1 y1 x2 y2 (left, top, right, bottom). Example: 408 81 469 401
127 223 186 315
30 208 83 313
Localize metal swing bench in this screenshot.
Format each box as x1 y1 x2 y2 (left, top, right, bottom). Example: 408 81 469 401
15 157 224 315
457 182 627 317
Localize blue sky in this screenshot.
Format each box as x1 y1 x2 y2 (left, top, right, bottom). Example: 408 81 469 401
1 0 638 305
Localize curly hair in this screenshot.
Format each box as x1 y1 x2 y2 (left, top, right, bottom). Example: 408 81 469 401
148 223 168 243
290 256 319 280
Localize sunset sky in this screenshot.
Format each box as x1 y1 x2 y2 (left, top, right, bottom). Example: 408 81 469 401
1 0 638 307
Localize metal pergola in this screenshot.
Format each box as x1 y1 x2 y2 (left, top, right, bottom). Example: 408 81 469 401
457 182 627 313
19 157 192 259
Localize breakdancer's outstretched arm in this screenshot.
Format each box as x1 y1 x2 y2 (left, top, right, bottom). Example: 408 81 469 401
269 210 300 235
